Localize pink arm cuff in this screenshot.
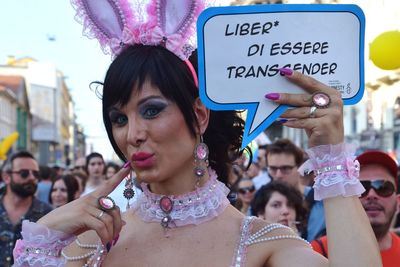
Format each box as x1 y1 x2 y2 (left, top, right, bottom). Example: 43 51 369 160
13 220 76 267
298 143 365 201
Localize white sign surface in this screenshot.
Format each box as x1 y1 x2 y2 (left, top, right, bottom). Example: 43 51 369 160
197 4 365 148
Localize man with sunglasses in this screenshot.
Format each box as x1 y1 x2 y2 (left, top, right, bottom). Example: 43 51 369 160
312 150 400 267
0 151 52 267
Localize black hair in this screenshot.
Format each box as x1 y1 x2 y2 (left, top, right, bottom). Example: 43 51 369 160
251 181 307 232
266 139 304 167
72 171 88 191
49 174 80 204
106 162 120 171
105 162 121 179
100 45 246 185
85 152 105 173
6 151 35 172
39 165 56 181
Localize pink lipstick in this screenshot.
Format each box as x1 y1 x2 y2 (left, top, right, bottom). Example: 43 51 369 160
131 152 154 168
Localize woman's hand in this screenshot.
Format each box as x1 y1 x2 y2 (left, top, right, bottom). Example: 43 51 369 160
267 69 344 147
38 165 131 245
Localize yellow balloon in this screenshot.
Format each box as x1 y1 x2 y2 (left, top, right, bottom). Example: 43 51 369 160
0 132 19 160
369 30 400 70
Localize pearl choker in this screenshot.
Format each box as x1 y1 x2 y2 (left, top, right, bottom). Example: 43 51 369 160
132 168 230 231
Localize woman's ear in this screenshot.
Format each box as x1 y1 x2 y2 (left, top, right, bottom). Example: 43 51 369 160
193 98 210 135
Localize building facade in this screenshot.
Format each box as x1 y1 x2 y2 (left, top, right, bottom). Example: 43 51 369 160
0 58 85 167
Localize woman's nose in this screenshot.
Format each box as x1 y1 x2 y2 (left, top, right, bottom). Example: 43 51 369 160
126 118 147 146
281 206 290 215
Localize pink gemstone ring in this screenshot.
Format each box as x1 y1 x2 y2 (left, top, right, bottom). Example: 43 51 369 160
98 196 116 211
311 92 331 108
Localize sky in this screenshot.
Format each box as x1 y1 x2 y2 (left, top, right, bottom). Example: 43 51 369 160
1 0 124 159
1 0 398 160
0 0 233 160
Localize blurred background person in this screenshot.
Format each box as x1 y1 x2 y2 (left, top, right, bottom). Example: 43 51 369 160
0 168 5 193
265 138 325 241
105 161 120 180
235 178 256 215
252 144 272 190
82 152 105 195
73 156 87 175
49 174 80 208
311 150 400 266
0 151 52 266
50 163 65 177
36 165 56 205
265 139 305 193
71 171 88 197
246 161 261 180
251 181 307 235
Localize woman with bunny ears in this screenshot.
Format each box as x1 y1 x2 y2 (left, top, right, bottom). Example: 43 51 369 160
13 1 381 266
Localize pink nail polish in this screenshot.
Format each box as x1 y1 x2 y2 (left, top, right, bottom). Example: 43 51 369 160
278 68 293 76
113 234 120 246
123 161 131 169
265 93 280 100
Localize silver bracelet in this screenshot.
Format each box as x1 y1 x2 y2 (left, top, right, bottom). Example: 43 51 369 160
314 164 347 175
24 247 61 257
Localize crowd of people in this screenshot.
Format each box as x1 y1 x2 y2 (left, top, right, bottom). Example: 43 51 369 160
2 0 400 266
228 138 400 266
2 136 400 266
0 152 125 266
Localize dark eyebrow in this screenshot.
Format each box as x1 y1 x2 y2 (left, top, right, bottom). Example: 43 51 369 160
107 95 165 113
137 95 165 106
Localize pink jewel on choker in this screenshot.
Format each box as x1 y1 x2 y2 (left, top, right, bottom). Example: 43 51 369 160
160 196 173 229
133 168 231 234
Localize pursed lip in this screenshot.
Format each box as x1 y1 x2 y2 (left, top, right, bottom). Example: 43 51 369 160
131 152 154 168
131 152 153 161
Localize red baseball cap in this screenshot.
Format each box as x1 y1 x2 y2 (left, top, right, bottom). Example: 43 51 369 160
356 150 398 188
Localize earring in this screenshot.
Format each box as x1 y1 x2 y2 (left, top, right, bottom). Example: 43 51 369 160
194 135 209 187
123 170 135 209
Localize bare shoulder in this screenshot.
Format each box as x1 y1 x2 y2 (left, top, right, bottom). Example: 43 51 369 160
63 230 102 267
245 218 327 267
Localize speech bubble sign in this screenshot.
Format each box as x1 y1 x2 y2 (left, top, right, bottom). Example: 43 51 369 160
197 4 365 149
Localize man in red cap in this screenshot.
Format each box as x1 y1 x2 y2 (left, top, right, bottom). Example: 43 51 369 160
311 150 400 267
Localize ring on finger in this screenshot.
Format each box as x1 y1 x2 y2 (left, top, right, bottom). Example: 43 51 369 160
309 106 317 118
312 92 331 108
97 210 105 219
98 196 116 211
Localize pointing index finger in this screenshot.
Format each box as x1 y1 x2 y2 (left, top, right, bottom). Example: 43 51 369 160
94 162 131 197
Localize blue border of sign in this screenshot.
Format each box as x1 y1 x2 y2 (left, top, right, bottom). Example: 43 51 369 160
197 4 365 148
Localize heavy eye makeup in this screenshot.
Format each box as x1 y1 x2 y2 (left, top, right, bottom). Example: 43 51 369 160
108 98 168 125
138 99 168 119
108 109 128 126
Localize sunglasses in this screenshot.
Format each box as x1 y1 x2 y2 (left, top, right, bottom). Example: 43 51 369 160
10 169 40 179
360 180 396 198
238 186 256 194
267 165 295 175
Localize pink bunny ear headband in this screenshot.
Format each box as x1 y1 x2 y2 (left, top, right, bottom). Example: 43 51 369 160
70 0 211 87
